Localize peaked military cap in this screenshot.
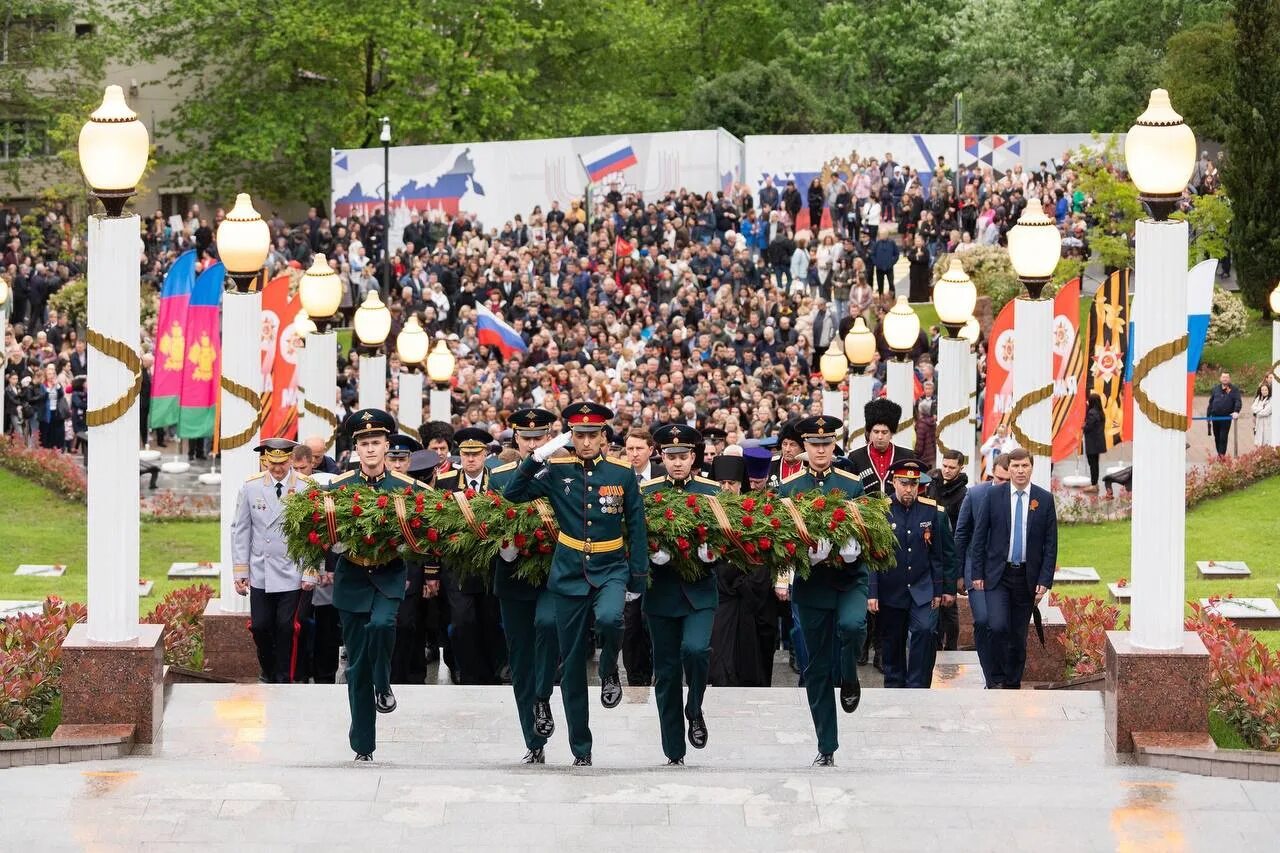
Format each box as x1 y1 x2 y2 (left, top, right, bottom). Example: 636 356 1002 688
253 437 298 463
795 414 843 445
509 407 556 438
652 423 702 454
387 434 423 457
701 425 728 443
453 427 491 453
346 408 396 440
564 401 613 433
890 457 927 480
407 449 442 480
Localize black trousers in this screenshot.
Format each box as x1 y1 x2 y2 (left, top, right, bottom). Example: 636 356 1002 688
1087 453 1100 486
985 565 1035 689
444 580 505 684
392 590 426 684
622 596 653 685
936 601 959 650
1211 419 1232 456
296 594 341 684
249 586 302 683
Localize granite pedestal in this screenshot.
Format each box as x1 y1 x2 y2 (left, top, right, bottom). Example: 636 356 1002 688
956 593 974 649
200 600 261 682
55 622 165 747
1104 630 1209 754
1023 602 1067 683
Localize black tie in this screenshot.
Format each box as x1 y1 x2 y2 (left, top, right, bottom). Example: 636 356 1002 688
469 479 479 492
275 482 283 499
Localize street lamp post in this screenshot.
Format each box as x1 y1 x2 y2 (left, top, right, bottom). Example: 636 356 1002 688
426 339 455 424
959 317 980 481
844 317 876 450
354 290 391 411
819 338 848 424
380 117 391 300
0 277 8 352
1007 198 1062 490
1270 283 1280 447
933 258 978 471
213 194 270 614
298 255 342 453
395 315 428 440
882 296 920 450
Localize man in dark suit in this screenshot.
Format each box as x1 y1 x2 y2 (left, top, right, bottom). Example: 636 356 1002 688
970 449 1057 689
952 454 1011 687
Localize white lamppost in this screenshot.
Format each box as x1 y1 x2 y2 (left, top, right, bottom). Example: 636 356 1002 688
1124 88 1198 651
882 296 920 449
844 317 876 450
78 85 149 642
213 193 270 613
426 339 455 424
1270 283 1280 448
395 315 428 440
354 290 391 410
959 317 980 481
933 258 978 471
0 277 8 351
1007 198 1062 490
298 255 342 452
819 338 848 425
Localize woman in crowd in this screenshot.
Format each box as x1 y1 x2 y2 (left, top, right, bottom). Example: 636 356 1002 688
1252 380 1272 448
1083 392 1106 493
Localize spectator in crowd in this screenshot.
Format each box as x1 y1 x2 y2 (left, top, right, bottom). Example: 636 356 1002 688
1206 371 1242 459
1252 380 1272 447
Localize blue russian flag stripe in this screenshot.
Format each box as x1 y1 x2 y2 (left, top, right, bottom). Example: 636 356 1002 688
587 146 637 179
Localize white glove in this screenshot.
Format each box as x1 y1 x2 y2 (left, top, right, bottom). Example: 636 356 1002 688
533 430 572 462
697 543 715 563
839 538 862 563
651 548 672 566
808 539 832 565
498 542 519 561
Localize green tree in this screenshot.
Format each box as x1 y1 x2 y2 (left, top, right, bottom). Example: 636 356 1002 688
1072 139 1144 271
1161 21 1236 143
684 61 827 138
1174 192 1233 266
1221 0 1280 316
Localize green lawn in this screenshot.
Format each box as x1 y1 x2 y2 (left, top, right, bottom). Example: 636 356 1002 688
1197 311 1273 394
0 468 221 615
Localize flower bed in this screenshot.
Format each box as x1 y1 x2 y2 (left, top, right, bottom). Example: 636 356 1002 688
0 435 87 502
142 584 215 668
0 597 86 740
1186 603 1280 751
1049 593 1123 677
141 491 220 521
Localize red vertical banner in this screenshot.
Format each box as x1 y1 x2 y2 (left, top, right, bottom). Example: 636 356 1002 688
1050 278 1085 461
260 273 301 439
981 298 1017 444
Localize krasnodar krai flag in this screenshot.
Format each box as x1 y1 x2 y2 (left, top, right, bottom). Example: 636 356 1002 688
581 137 638 182
149 249 197 429
177 261 225 439
475 304 528 358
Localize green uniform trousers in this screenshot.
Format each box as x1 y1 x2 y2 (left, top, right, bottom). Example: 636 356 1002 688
339 593 399 755
498 591 560 751
795 581 868 756
647 607 714 762
554 579 625 759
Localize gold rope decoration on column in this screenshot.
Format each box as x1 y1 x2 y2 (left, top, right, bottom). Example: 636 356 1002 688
1007 382 1054 456
218 376 271 451
303 400 341 449
397 421 421 442
1131 334 1190 431
933 406 971 456
85 329 143 427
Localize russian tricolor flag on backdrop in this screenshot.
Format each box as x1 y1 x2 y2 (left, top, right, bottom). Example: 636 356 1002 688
475 304 528 358
581 137 638 183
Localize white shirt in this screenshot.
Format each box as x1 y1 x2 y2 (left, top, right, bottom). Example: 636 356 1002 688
1008 485 1031 563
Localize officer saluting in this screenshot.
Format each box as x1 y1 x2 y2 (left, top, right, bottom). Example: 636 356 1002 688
504 401 648 767
325 409 428 762
232 438 310 684
776 414 867 767
488 407 561 764
642 424 720 765
868 458 957 688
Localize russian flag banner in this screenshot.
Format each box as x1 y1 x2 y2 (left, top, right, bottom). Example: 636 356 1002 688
581 137 639 183
475 304 529 358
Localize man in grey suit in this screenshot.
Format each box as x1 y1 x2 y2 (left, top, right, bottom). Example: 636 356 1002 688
952 453 1010 688
233 438 313 683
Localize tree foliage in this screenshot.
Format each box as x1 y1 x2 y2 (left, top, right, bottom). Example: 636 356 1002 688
1161 21 1237 143
685 61 827 139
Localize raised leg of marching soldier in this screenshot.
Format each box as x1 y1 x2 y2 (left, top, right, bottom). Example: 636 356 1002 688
339 592 399 756
555 578 625 761
648 607 714 763
500 596 545 753
795 575 868 759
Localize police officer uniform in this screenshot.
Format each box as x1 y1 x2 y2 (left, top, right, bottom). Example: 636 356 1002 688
776 415 868 766
489 408 561 764
435 427 507 684
642 424 720 765
504 401 648 766
698 425 727 477
869 459 956 688
325 409 433 761
232 438 308 683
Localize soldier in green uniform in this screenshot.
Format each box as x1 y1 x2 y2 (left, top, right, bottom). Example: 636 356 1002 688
776 414 868 767
488 407 561 764
386 434 439 685
504 401 648 767
641 424 720 766
323 408 433 762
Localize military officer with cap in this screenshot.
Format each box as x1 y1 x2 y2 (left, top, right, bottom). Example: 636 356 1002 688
777 414 868 767
698 426 728 477
489 407 561 764
504 401 648 767
385 434 438 684
232 438 310 683
325 408 429 761
869 458 957 688
436 426 507 684
641 424 721 765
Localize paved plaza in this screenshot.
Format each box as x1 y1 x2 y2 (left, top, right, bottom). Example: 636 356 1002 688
2 680 1277 852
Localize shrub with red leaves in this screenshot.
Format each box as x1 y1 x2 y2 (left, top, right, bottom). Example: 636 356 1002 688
1186 603 1280 751
1051 593 1123 677
143 584 215 668
0 434 88 502
0 597 87 740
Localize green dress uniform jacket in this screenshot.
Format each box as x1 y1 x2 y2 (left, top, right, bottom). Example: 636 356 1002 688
776 466 868 608
488 461 542 602
639 475 720 616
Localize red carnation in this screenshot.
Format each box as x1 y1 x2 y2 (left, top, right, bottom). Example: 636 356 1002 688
526 506 536 516
435 502 445 511
491 495 502 506
812 497 826 510
404 486 413 495
742 497 756 511
506 508 517 520
464 488 476 499
352 491 362 502
351 505 363 517
307 531 321 545
832 507 847 523
534 529 546 540
742 514 754 527
363 535 375 545
514 534 528 548
686 495 698 507
664 509 675 521
761 503 773 516
308 490 319 500
427 528 439 542
538 544 553 554
744 541 757 555
784 542 797 556
758 537 772 550
376 495 389 508
828 521 838 531
696 524 708 541
676 537 690 551
653 493 664 503
410 518 421 529
339 485 348 493
312 512 322 522
771 517 782 529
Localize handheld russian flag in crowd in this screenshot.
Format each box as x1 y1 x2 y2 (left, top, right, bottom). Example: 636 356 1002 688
177 262 225 439
148 249 197 429
581 137 638 183
475 304 528 359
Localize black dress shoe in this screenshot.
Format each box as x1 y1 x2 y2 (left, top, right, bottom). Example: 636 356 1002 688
522 748 545 764
600 673 622 709
812 753 836 767
572 754 592 766
374 689 397 714
872 653 883 672
665 758 685 766
425 648 440 664
448 667 462 685
840 674 861 714
533 699 556 738
687 714 708 749
354 752 373 762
